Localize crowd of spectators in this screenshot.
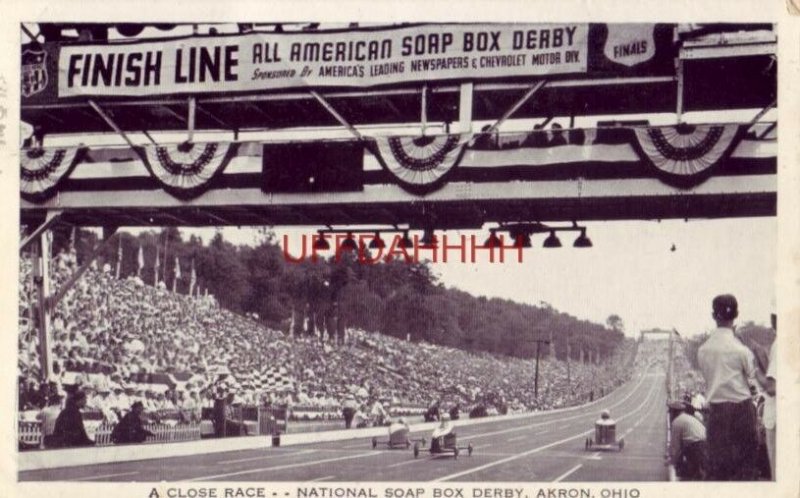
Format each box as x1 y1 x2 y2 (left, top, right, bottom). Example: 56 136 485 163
18 248 634 447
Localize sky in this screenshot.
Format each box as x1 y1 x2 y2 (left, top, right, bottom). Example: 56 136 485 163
178 216 776 339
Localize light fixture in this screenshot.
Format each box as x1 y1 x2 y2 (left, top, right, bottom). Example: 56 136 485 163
511 230 532 248
399 231 414 249
368 232 385 250
573 230 592 248
420 229 437 248
483 231 502 248
340 232 358 252
542 231 561 248
313 232 330 250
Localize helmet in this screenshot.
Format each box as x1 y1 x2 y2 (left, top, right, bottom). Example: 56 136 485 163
600 409 610 419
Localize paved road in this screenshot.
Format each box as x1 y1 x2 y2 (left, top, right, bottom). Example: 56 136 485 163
20 371 667 482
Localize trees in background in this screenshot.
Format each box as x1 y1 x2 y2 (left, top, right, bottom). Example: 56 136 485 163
52 227 625 361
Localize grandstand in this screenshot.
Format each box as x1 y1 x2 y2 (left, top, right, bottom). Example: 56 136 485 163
18 245 633 449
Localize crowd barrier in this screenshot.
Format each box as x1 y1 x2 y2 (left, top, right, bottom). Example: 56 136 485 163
18 420 203 449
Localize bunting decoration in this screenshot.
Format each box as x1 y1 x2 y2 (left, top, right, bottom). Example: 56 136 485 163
137 141 240 200
371 133 471 194
20 147 83 202
631 124 743 187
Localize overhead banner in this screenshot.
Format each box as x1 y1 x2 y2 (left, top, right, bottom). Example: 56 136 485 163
20 23 679 103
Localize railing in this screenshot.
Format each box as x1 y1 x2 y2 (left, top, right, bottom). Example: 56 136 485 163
18 420 203 449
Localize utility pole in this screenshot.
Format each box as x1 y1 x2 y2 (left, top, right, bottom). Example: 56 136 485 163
532 339 551 401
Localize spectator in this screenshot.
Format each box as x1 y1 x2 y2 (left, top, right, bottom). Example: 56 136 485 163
370 398 388 426
52 390 94 448
111 401 154 444
449 403 460 421
697 294 758 480
550 123 567 146
754 313 776 479
669 401 708 480
342 394 357 429
37 392 63 448
424 399 440 422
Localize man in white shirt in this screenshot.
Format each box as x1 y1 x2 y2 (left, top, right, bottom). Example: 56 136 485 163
697 294 758 480
669 401 708 480
754 313 777 479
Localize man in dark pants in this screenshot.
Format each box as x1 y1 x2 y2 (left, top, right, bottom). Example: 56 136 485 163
669 401 708 480
111 401 154 444
697 294 758 480
342 394 357 429
52 390 94 448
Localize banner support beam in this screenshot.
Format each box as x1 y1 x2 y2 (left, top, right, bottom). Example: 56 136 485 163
421 84 428 136
188 97 197 142
458 82 474 133
675 59 684 123
21 24 40 43
485 80 546 135
196 102 233 130
20 210 62 252
88 100 138 149
748 99 776 128
142 130 157 145
309 90 363 140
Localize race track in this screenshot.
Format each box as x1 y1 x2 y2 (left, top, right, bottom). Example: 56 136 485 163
19 372 667 482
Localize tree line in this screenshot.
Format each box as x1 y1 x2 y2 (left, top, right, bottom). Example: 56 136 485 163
45 226 626 362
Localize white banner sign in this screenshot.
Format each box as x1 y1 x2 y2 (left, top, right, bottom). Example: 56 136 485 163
58 24 589 97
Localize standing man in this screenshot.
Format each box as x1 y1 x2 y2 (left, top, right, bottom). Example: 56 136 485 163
754 313 777 479
697 294 758 480
341 394 357 429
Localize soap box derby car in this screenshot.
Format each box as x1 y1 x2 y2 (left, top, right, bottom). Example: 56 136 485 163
584 410 624 451
413 414 473 459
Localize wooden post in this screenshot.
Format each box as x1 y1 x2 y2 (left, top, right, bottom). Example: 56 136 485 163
675 59 684 123
188 97 197 142
458 82 473 134
421 84 428 135
32 232 53 382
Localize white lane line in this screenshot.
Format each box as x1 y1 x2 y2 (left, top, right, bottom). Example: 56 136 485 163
462 373 651 442
69 471 140 481
433 379 660 482
218 449 315 465
188 451 379 481
386 459 425 469
342 443 369 449
586 452 602 461
553 464 583 483
507 435 527 442
309 475 337 482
